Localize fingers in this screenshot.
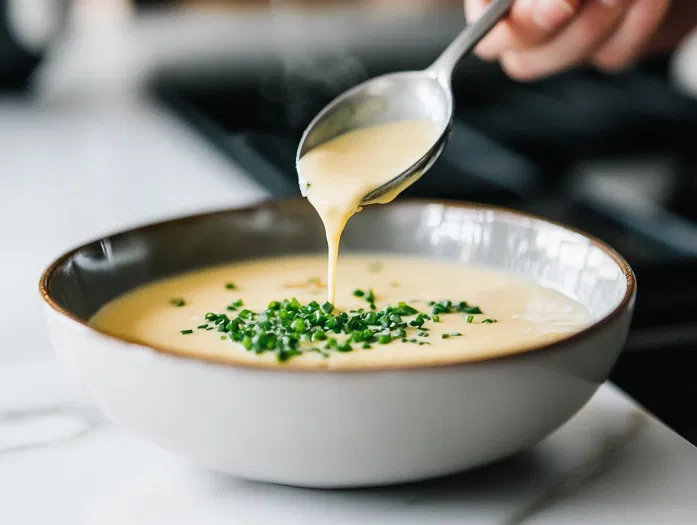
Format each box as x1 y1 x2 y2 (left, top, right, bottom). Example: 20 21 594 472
591 0 672 71
500 0 634 81
469 0 582 61
530 0 579 31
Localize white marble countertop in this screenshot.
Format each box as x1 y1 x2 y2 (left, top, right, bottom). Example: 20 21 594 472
2 99 696 525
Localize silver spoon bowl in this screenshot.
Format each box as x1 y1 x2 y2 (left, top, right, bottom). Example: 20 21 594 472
296 0 514 205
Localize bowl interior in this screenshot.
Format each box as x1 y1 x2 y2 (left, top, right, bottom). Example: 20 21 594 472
45 200 629 325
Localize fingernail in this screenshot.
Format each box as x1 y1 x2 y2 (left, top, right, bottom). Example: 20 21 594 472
533 0 575 30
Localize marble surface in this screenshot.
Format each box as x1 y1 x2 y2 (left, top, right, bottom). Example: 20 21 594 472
2 100 697 524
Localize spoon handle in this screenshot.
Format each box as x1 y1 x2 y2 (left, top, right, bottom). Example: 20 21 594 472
429 0 515 82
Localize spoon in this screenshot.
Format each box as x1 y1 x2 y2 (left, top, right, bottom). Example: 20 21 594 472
296 0 514 205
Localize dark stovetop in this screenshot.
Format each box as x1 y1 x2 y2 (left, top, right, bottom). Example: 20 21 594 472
150 56 697 444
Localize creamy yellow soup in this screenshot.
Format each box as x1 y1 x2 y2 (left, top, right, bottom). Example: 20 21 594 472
298 120 438 304
90 255 590 370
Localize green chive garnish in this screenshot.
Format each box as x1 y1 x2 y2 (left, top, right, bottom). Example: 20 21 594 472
180 329 193 335
430 299 485 316
170 298 186 307
225 283 237 290
184 291 493 362
321 301 334 314
337 342 353 352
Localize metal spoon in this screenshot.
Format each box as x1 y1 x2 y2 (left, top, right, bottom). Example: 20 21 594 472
296 0 514 205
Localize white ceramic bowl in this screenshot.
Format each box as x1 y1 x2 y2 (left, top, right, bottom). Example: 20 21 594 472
40 199 635 488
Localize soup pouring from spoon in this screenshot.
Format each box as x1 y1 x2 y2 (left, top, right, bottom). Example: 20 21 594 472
296 0 514 304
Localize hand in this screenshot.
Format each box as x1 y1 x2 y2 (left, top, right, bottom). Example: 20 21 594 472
465 0 686 81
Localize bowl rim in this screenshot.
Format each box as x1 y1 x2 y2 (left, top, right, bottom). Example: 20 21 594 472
39 198 636 372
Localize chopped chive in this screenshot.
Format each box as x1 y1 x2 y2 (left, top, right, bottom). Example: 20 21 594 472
466 315 474 324
396 302 418 316
197 324 208 329
432 304 447 315
429 300 484 316
180 329 193 335
461 306 482 315
321 301 334 314
225 282 236 290
482 319 498 324
442 333 450 339
449 332 462 337
312 331 327 342
353 289 365 297
169 298 186 307
378 334 392 344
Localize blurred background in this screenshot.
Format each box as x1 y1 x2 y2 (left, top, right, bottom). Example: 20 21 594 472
2 0 697 443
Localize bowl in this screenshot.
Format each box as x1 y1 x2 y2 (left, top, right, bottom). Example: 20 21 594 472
39 199 635 488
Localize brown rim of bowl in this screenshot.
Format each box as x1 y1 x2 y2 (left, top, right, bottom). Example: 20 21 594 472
39 197 636 373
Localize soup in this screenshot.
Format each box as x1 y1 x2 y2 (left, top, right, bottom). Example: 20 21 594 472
298 119 438 304
90 254 590 370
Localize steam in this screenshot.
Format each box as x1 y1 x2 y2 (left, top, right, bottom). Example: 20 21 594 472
264 1 368 130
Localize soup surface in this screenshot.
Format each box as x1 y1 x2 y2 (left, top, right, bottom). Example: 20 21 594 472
90 254 590 370
298 119 438 304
